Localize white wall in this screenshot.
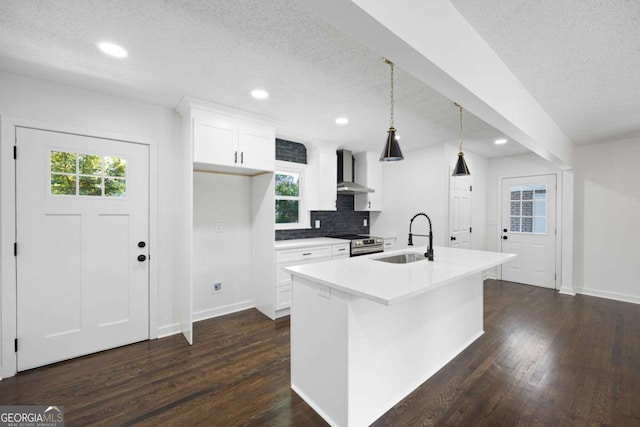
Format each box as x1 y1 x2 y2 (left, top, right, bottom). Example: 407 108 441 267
0 71 182 359
444 143 489 251
486 153 561 250
371 143 488 252
372 144 448 249
192 172 254 319
574 137 640 303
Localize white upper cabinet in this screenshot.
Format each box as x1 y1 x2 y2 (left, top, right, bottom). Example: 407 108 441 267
193 115 237 168
178 97 275 175
306 142 338 211
237 123 276 172
354 151 383 211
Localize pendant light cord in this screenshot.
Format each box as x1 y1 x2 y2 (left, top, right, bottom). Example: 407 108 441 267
386 59 395 129
456 102 463 152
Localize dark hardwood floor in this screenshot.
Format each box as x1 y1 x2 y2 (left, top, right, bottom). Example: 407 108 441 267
1 280 639 426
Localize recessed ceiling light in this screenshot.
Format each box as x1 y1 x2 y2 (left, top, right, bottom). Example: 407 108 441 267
251 89 269 99
335 117 349 125
494 138 508 145
97 42 128 58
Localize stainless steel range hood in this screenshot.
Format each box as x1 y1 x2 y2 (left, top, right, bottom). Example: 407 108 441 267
337 149 374 194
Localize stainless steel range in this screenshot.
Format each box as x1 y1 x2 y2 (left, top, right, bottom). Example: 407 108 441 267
331 234 384 257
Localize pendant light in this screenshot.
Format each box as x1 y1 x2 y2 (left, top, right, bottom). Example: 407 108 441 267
380 58 404 161
452 102 471 176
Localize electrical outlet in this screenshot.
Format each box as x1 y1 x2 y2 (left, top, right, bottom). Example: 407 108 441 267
213 282 222 293
315 220 320 228
215 222 223 233
363 219 368 227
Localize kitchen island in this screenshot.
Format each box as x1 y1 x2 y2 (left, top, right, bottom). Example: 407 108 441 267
286 246 516 427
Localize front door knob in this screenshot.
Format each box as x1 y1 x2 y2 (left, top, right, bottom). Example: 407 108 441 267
138 241 146 248
502 236 508 240
450 236 457 241
137 254 147 262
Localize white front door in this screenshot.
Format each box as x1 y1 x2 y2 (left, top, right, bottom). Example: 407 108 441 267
501 175 556 288
16 127 150 371
449 174 472 248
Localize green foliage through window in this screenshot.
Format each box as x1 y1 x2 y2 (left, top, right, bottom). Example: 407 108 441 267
50 151 127 197
275 172 300 224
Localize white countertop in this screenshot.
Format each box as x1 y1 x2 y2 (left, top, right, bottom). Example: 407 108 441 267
286 246 516 305
274 237 350 250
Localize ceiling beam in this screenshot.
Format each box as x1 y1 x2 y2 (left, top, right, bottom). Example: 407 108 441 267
297 0 575 169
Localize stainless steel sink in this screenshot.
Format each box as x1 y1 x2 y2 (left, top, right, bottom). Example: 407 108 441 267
373 252 427 264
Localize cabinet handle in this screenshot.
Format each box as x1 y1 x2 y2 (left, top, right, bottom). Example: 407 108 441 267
302 252 312 256
241 151 244 164
368 201 371 208
338 248 346 252
234 151 238 164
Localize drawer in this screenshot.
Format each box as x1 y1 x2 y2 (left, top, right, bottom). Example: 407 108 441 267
383 238 397 251
275 284 292 310
276 245 331 263
331 243 350 258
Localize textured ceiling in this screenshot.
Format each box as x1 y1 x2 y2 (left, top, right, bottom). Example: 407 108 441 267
450 0 640 145
1 1 637 161
0 0 525 158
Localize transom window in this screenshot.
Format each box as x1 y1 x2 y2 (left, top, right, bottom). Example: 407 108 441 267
50 151 126 197
510 184 547 233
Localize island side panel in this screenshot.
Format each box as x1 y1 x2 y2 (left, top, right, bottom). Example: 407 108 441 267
347 273 484 427
290 275 350 427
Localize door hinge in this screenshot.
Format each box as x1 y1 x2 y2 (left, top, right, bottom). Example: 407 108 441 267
470 227 472 233
13 146 17 159
14 242 17 256
470 185 473 191
15 338 18 352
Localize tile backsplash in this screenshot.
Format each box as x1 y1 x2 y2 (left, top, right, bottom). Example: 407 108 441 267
275 194 369 240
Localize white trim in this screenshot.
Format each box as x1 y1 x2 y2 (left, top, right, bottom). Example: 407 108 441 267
559 169 575 295
0 116 159 378
483 269 498 281
157 323 182 339
496 171 563 289
192 300 254 323
275 160 309 230
176 97 282 128
575 287 640 305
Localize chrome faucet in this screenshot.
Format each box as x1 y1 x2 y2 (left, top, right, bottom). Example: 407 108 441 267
408 212 434 261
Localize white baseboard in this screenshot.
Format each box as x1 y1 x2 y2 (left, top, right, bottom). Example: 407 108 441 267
192 300 254 323
156 300 255 338
483 269 498 280
157 323 181 338
575 287 640 305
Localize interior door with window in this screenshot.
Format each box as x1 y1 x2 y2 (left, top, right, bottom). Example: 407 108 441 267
501 175 556 288
449 174 471 248
16 127 149 370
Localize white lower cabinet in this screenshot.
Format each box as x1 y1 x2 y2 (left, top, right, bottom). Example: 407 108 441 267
331 243 350 259
383 237 397 251
272 240 348 319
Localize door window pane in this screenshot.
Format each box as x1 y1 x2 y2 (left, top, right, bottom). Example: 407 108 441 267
50 151 127 198
79 176 102 196
51 151 76 173
51 174 76 195
79 154 102 175
105 178 126 197
509 183 547 234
